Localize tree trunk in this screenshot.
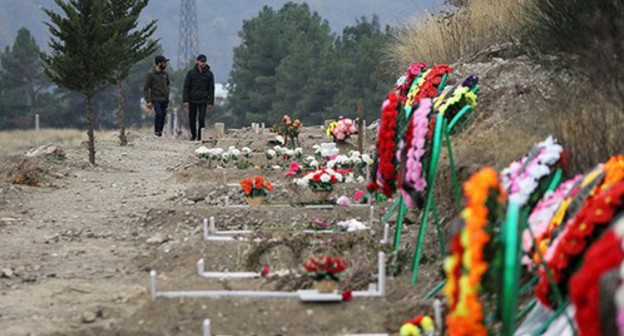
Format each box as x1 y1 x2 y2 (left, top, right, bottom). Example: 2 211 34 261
86 94 96 165
117 81 127 146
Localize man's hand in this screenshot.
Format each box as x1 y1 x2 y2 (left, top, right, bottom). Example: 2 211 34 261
146 102 153 109
184 102 189 109
207 104 213 110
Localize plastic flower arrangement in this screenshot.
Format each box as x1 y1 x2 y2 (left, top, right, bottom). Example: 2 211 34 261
397 99 433 208
276 115 303 147
395 62 428 103
531 166 604 267
319 143 340 158
521 174 582 268
432 75 478 124
302 255 347 282
368 92 399 198
400 315 435 336
195 146 224 160
405 63 452 108
327 117 358 141
536 156 624 308
239 176 274 198
500 136 564 206
569 216 624 336
443 167 507 336
294 168 343 192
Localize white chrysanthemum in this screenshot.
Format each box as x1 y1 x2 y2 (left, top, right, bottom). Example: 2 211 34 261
221 153 230 162
285 149 295 157
230 149 241 157
242 147 252 154
195 146 209 155
357 176 365 183
228 146 236 153
272 165 282 170
310 160 319 168
295 147 303 155
326 160 336 169
266 149 276 159
345 174 355 184
305 155 315 162
361 154 372 165
276 135 285 145
353 157 362 165
349 151 361 158
212 148 224 156
320 173 331 183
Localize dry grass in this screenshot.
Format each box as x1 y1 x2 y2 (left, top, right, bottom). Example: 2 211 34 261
390 0 526 66
551 88 624 173
0 128 111 158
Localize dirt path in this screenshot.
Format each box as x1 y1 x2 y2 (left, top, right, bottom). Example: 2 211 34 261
0 129 444 336
0 131 200 335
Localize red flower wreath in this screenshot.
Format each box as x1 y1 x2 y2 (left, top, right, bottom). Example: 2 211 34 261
536 182 624 307
371 92 400 197
569 230 624 336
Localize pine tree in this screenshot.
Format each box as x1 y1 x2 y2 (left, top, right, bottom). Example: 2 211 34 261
108 0 158 146
0 27 51 128
41 0 120 164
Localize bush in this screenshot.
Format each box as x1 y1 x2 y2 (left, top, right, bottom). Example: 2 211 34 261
551 87 624 173
526 0 624 99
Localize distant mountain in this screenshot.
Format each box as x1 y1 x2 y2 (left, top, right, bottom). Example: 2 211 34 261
0 0 443 82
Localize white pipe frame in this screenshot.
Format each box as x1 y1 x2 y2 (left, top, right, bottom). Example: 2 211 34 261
150 252 386 301
202 318 387 336
202 213 375 242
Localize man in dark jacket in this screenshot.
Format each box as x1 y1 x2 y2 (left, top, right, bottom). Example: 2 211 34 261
183 54 215 141
143 55 170 137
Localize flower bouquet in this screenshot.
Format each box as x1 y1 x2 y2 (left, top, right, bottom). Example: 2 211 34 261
302 255 347 293
327 117 358 142
294 168 343 199
239 176 274 206
195 146 225 168
277 115 302 148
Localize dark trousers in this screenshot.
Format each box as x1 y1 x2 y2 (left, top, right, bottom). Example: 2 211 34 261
189 102 208 140
152 100 168 135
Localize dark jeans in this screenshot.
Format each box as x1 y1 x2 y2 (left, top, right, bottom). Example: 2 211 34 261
189 102 208 140
152 100 168 135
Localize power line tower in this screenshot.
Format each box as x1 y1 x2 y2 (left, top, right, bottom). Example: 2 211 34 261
177 0 199 68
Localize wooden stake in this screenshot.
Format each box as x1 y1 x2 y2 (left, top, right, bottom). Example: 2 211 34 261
357 100 364 153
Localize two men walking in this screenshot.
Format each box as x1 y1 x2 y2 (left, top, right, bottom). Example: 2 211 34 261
143 54 215 141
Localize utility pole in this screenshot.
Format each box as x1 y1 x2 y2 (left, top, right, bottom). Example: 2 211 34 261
177 0 199 68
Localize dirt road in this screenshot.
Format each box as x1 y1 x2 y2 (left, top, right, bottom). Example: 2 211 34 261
0 129 443 336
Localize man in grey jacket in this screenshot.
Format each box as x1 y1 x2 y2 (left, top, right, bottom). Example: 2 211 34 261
183 54 215 141
143 55 170 137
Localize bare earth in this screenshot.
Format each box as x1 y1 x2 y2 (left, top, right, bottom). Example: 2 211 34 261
0 128 445 336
